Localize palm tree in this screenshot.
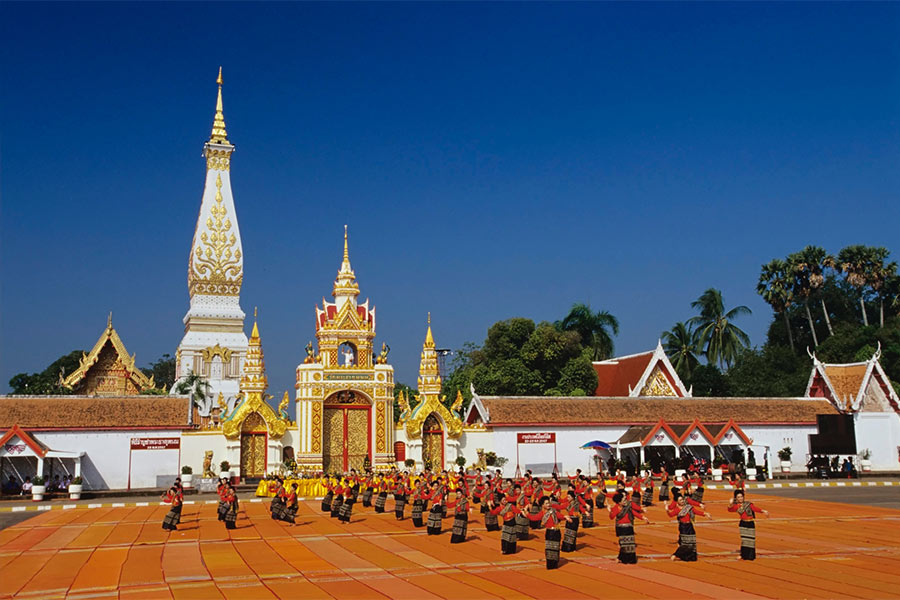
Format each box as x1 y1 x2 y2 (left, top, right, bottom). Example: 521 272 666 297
788 246 835 342
868 247 897 327
688 288 752 369
757 259 795 353
838 245 874 326
175 370 211 415
556 303 620 360
662 322 700 381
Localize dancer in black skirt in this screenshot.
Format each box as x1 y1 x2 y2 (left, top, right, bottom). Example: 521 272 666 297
528 496 572 569
608 492 651 564
361 472 375 507
161 485 182 531
321 477 334 512
449 489 470 543
338 482 355 524
727 490 768 560
330 480 344 518
394 476 410 520
410 480 426 527
222 484 238 530
426 481 445 535
559 490 584 552
666 494 712 561
490 495 521 554
374 477 388 513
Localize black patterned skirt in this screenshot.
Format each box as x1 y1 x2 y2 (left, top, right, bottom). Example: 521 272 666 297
271 497 289 522
362 487 374 507
162 504 181 530
673 522 697 561
642 487 653 506
218 500 228 521
485 511 500 531
321 491 334 513
284 503 297 524
659 483 669 502
480 501 488 514
501 521 518 554
544 528 561 569
739 520 756 560
338 497 354 523
450 512 468 543
374 491 387 513
582 499 594 528
529 503 542 529
616 524 637 564
516 513 529 540
224 503 237 530
692 487 704 503
411 499 424 527
561 517 579 552
426 504 443 535
394 494 407 519
331 495 343 518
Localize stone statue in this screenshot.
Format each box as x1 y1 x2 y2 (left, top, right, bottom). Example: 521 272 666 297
203 451 215 478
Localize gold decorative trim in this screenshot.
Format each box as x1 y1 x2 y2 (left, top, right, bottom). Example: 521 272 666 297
62 317 154 392
201 344 233 363
375 401 386 452
189 174 243 297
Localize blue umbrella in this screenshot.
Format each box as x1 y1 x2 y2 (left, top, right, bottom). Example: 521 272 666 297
580 440 611 450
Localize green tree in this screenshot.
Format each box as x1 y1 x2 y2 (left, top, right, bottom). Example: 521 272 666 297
662 322 700 381
839 245 876 326
688 288 751 369
867 247 897 327
687 364 729 397
141 353 176 391
8 350 83 395
393 383 418 422
175 371 211 412
724 346 810 397
757 259 796 353
788 246 836 345
555 303 619 360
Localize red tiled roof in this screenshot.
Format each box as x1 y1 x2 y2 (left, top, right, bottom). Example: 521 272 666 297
480 396 837 426
592 352 653 396
0 396 192 430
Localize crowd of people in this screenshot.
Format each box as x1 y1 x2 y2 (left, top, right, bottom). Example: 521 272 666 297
2 474 74 495
257 467 769 569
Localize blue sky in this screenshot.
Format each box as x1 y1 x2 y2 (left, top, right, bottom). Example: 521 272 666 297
2 2 899 397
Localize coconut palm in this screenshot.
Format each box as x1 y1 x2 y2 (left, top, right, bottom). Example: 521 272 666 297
688 288 752 369
838 245 875 326
175 370 212 415
757 258 795 353
662 322 700 380
556 303 620 360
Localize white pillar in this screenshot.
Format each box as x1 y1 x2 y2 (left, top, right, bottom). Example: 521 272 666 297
36 458 44 478
674 445 680 459
74 458 82 478
639 446 645 466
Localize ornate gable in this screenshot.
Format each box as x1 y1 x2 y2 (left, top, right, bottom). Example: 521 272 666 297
63 316 154 396
805 346 900 414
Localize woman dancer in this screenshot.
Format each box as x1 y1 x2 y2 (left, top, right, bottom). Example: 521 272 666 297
448 489 470 543
608 491 651 564
484 491 501 532
580 475 596 528
222 483 238 530
528 495 572 569
281 483 299 525
426 481 446 535
161 485 182 531
330 478 344 518
727 490 768 560
270 477 287 522
361 472 375 508
657 470 670 503
338 479 355 524
491 495 521 554
321 476 334 513
667 494 712 561
374 476 388 514
411 480 426 528
559 490 585 553
218 478 231 521
394 476 409 520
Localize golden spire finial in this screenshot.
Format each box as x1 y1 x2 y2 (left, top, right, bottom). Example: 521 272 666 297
424 313 435 348
107 312 113 329
250 307 260 341
333 225 359 298
210 66 229 144
343 224 349 263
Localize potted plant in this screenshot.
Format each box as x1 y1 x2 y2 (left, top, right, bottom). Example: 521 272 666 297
219 460 231 480
68 476 83 500
404 458 415 470
32 475 46 501
711 456 726 481
777 447 792 473
859 449 872 472
455 456 467 469
181 465 193 488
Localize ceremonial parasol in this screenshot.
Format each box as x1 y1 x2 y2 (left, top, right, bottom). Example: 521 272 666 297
580 440 611 450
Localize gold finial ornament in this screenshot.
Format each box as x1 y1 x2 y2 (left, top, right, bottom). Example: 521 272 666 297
209 66 229 144
333 225 360 298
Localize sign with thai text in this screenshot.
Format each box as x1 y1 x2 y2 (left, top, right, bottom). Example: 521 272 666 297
130 437 180 450
517 432 556 444
324 373 372 381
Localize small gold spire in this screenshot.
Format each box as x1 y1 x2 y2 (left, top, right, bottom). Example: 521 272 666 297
333 225 360 298
209 66 229 144
107 312 113 329
343 224 349 263
250 307 260 341
425 313 434 348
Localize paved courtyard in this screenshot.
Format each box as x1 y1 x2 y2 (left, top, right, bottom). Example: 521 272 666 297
1 488 899 599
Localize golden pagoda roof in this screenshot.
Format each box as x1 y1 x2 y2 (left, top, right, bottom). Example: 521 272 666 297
333 225 360 298
62 314 154 391
406 317 463 439
209 66 230 145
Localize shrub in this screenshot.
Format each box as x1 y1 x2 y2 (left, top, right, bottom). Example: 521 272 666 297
72 476 83 485
181 465 193 475
777 447 792 462
33 476 45 486
455 456 467 468
404 458 415 468
220 461 230 471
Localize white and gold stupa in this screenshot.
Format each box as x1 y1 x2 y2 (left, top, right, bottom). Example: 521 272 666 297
173 68 248 414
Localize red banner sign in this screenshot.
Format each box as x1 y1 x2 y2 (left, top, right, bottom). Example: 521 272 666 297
517 432 556 444
130 437 180 450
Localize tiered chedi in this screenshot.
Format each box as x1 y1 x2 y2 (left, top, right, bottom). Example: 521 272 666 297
173 68 248 415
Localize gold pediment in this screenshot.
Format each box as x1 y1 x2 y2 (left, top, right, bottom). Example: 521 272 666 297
222 391 289 440
640 365 677 397
405 393 463 440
